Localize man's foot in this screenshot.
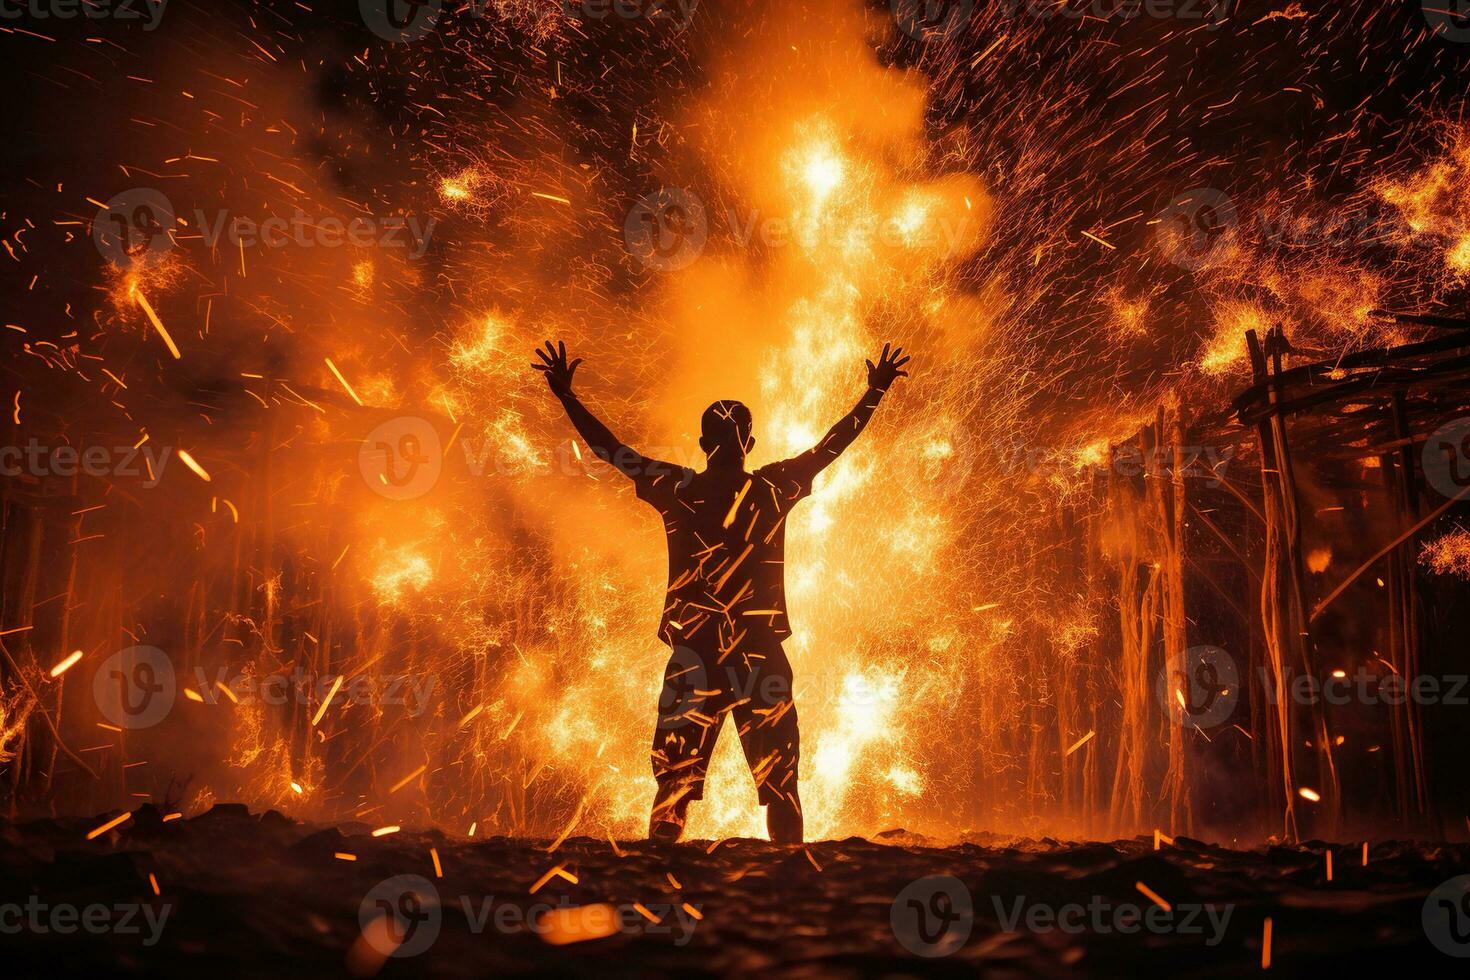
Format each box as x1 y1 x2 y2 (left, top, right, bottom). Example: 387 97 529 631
766 796 803 845
649 818 685 843
649 792 691 843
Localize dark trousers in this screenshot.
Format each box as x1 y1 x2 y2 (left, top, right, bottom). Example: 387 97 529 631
651 639 800 809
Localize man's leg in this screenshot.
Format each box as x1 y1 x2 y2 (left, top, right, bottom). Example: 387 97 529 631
765 784 803 845
649 645 721 842
733 644 803 844
649 780 694 842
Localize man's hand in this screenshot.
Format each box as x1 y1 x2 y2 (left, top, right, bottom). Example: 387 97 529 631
865 343 911 392
532 340 582 398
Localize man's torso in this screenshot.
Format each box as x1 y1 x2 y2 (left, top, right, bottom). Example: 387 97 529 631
635 459 815 651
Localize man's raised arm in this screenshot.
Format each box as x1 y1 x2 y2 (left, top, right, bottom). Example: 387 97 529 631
532 340 652 478
786 343 911 478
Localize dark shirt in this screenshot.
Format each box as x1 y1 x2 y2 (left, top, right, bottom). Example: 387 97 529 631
634 458 820 651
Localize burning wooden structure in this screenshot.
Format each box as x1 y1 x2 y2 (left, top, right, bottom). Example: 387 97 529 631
1092 316 1470 842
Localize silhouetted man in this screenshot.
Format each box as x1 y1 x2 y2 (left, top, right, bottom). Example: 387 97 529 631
534 340 910 844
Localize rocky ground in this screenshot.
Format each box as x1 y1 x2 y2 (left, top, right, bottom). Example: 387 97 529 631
1 804 1467 977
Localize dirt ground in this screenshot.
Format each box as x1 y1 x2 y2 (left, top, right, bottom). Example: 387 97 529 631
1 804 1467 977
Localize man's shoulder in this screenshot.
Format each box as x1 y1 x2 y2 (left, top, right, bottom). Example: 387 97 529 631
753 458 814 498
633 460 696 499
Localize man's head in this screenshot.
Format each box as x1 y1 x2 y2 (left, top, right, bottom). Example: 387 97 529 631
699 400 754 467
